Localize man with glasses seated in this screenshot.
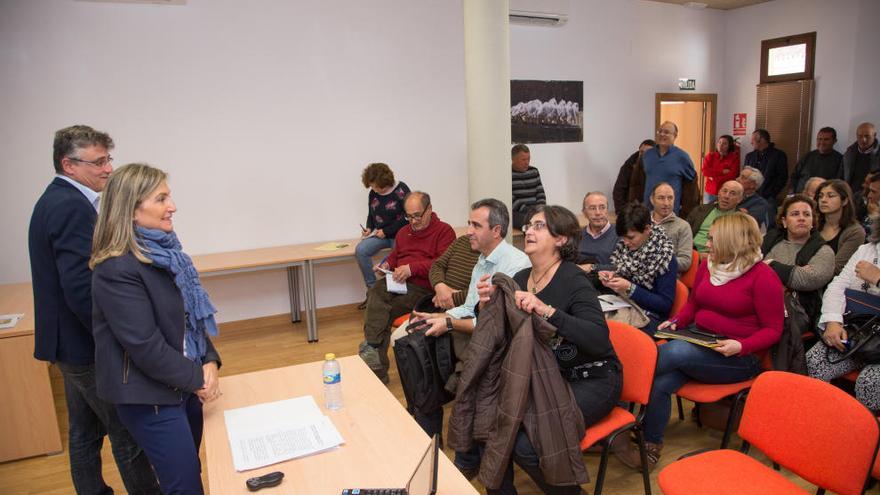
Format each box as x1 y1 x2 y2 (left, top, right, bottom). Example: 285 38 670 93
577 191 618 273
642 121 697 215
358 191 456 383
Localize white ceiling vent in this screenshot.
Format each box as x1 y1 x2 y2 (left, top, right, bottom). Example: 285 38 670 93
509 0 569 27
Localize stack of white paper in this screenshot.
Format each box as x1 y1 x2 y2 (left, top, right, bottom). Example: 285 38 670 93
0 314 24 329
597 294 632 312
224 395 345 471
378 267 407 294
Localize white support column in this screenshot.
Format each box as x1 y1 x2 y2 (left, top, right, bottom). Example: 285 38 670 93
463 0 512 232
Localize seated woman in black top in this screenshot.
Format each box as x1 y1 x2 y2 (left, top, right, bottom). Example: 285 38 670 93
478 205 621 495
90 163 221 495
599 202 676 335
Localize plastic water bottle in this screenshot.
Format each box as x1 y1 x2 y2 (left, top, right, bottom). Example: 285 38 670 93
322 353 343 410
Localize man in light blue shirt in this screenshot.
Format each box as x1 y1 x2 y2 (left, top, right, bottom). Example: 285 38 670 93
406 198 529 476
642 121 697 214
412 198 531 334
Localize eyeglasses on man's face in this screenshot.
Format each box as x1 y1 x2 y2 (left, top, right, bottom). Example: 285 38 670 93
405 205 431 221
521 220 547 233
67 155 113 168
656 129 675 136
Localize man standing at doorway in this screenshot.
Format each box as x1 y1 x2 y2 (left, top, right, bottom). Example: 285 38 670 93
744 128 788 210
642 121 696 214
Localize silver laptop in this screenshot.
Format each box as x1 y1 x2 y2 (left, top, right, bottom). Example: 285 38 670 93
340 434 439 495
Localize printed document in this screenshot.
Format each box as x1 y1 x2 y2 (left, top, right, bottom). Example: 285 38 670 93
597 295 631 312
224 395 344 471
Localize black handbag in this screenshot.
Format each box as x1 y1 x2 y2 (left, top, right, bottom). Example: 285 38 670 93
827 288 880 364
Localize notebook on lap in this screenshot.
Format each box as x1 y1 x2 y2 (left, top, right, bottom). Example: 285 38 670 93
340 434 439 495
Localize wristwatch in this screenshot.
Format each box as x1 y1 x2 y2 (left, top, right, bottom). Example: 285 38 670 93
445 317 453 332
626 282 637 297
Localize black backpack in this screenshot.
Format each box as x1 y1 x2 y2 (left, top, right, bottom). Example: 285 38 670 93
392 297 456 416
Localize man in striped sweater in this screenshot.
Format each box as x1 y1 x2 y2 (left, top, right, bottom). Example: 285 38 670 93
511 144 547 230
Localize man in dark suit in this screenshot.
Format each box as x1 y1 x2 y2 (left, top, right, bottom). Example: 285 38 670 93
744 128 788 212
29 125 159 494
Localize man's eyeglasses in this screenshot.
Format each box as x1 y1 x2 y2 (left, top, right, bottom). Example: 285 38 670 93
67 155 113 168
656 129 675 136
521 220 547 233
405 205 431 221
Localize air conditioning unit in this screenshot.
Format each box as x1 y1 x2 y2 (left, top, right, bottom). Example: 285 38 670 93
509 0 569 26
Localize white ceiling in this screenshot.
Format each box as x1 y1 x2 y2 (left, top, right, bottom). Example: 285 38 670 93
646 0 773 10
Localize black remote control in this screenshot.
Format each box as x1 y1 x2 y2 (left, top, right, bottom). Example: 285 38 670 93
246 471 284 492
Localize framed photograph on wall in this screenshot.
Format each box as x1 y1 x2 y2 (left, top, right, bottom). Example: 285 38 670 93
510 80 583 144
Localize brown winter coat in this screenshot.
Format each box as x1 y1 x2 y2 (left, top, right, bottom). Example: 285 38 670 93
447 273 588 489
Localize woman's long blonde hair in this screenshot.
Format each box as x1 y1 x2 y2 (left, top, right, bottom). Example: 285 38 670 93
709 212 762 272
90 163 167 269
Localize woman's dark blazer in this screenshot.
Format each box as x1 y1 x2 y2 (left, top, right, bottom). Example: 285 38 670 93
92 251 220 405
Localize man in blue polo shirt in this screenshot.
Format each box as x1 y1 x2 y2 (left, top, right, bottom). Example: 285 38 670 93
642 121 696 214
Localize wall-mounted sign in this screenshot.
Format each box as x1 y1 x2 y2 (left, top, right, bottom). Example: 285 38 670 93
678 78 696 91
733 113 748 136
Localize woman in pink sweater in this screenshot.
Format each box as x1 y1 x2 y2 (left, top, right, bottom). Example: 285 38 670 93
615 212 783 471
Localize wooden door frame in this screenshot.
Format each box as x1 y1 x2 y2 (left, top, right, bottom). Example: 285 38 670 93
654 93 718 144
655 93 718 197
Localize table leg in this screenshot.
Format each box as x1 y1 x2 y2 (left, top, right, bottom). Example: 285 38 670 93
286 266 301 323
304 260 319 343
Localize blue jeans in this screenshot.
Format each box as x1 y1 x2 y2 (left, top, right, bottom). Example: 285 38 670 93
355 236 394 288
643 340 760 444
57 362 160 495
116 394 204 495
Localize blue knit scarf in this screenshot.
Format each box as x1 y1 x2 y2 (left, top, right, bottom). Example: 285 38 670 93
136 226 218 364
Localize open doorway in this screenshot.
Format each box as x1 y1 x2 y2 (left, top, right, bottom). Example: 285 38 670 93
655 93 717 198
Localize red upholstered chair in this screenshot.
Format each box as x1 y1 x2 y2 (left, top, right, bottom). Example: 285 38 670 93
678 249 700 289
670 280 688 318
391 313 410 328
839 371 880 481
580 320 658 495
875 453 880 482
673 352 772 449
658 371 880 495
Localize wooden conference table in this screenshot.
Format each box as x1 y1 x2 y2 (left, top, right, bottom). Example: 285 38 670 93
192 227 467 343
203 355 478 494
192 238 366 343
0 282 62 462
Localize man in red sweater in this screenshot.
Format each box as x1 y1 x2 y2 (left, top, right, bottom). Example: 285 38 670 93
359 191 456 383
